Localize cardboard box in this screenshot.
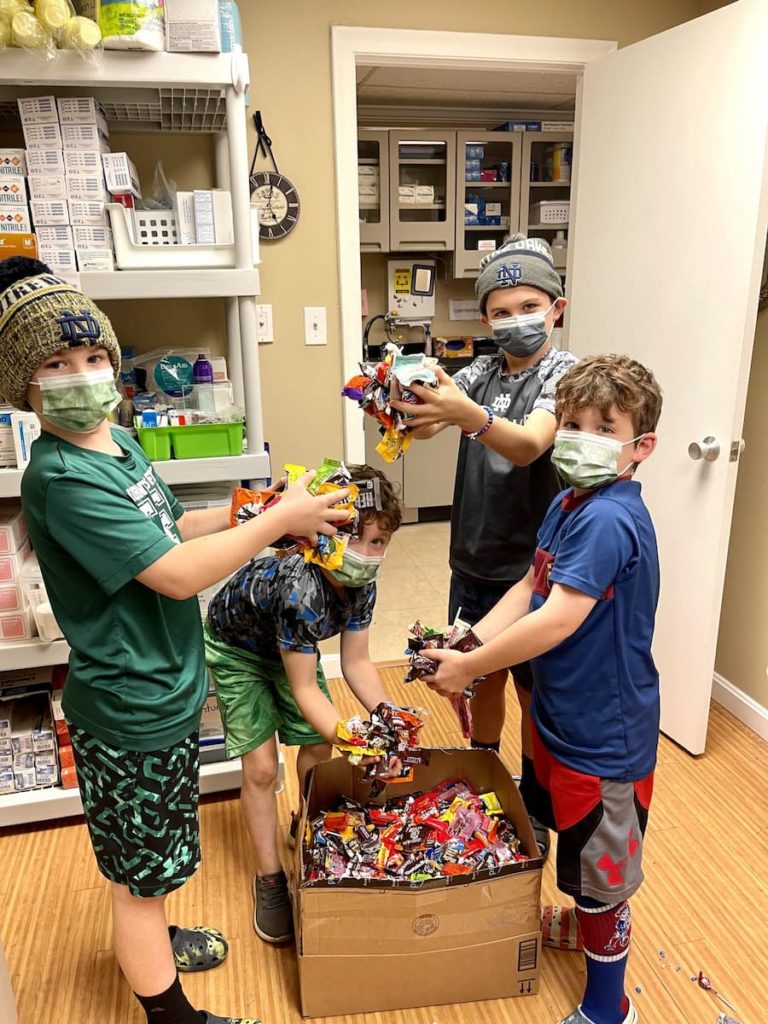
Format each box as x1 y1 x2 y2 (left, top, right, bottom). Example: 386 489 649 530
0 606 35 641
69 199 107 226
76 249 114 272
0 408 12 468
66 173 108 202
25 150 65 176
64 149 103 176
56 97 107 124
0 502 27 555
0 180 27 206
73 225 112 250
192 189 233 245
61 120 110 152
38 246 78 275
0 233 37 260
28 175 67 201
0 584 24 613
23 122 62 150
293 749 542 1017
0 150 27 176
0 539 32 583
17 96 58 124
165 0 221 52
34 225 73 250
30 199 68 226
175 190 196 244
0 210 32 232
101 152 141 198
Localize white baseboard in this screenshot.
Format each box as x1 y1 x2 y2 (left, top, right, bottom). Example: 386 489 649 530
320 653 342 679
712 672 768 742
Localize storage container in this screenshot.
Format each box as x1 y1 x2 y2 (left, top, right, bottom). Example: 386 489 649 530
107 204 237 270
529 200 570 224
136 422 244 461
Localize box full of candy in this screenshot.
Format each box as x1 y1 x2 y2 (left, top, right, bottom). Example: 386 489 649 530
342 343 438 462
292 748 542 1016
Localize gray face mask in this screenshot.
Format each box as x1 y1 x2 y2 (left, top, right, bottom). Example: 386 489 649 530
490 299 558 358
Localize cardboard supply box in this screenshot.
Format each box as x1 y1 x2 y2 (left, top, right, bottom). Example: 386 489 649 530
56 97 107 124
293 749 542 1018
17 95 58 124
0 233 37 261
0 149 26 176
101 152 141 198
25 149 65 177
0 502 27 555
165 0 222 52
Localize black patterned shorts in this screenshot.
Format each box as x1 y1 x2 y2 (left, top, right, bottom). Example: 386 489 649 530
69 725 201 898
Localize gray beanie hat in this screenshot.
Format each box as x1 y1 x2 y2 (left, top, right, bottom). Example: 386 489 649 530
475 233 563 314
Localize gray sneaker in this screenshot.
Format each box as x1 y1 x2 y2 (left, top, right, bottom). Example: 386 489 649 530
252 870 294 944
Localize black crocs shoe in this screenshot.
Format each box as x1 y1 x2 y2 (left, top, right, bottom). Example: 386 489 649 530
199 1013 262 1024
170 925 228 973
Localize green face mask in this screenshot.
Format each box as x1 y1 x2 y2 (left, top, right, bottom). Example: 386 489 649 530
35 368 121 433
327 547 384 588
552 429 644 490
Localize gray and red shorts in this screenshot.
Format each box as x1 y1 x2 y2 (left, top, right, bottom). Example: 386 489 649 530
522 722 654 903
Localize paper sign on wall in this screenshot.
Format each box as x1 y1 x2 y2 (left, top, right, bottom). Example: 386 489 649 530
449 298 481 321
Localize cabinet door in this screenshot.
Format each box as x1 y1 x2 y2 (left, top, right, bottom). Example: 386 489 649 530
454 131 523 278
389 130 456 251
519 132 573 273
358 130 390 253
402 425 460 510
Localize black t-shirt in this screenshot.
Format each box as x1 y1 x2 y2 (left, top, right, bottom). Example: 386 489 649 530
450 347 578 585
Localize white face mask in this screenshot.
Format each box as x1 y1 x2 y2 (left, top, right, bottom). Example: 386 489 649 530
552 429 645 490
490 299 558 358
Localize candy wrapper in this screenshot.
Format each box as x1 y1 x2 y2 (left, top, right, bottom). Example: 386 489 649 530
229 458 359 571
404 617 486 739
335 703 425 781
303 777 529 884
342 343 439 463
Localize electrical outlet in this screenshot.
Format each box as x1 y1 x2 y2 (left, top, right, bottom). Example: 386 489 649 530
304 306 327 346
255 303 273 343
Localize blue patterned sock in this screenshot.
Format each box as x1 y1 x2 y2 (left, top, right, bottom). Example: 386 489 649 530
575 896 632 1024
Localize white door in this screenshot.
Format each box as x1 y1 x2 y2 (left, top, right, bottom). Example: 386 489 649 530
567 0 768 754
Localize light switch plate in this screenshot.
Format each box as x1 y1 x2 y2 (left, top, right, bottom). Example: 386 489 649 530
255 303 273 343
304 306 327 346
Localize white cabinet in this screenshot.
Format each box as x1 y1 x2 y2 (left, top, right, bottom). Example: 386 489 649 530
0 50 267 824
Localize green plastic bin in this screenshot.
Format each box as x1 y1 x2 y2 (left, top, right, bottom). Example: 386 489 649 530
137 422 244 461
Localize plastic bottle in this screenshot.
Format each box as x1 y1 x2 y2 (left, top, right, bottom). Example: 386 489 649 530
193 353 214 384
551 230 567 264
542 147 554 182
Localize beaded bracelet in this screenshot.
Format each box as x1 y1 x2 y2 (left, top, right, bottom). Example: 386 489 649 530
463 405 494 440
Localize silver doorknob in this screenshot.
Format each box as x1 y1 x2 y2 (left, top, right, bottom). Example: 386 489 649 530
688 436 721 462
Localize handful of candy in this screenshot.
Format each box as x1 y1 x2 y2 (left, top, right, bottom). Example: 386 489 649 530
303 777 528 883
229 458 359 571
404 617 486 739
336 702 425 778
342 343 439 463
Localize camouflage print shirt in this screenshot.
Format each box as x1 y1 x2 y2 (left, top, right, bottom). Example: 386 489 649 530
206 553 376 658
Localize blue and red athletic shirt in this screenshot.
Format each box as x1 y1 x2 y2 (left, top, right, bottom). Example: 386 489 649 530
529 478 660 780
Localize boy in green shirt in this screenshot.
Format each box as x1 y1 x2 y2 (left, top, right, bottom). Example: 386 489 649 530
0 258 348 1024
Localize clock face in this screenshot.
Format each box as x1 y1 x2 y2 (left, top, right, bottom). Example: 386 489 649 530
249 171 300 240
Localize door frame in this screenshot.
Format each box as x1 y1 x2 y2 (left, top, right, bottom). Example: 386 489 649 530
331 26 616 462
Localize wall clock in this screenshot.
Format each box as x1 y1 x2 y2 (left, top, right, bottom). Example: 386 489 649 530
249 112 301 241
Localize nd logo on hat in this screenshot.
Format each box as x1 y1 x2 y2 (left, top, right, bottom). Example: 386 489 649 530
496 262 522 285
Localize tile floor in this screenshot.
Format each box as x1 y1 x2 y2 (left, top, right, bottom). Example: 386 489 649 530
319 519 451 661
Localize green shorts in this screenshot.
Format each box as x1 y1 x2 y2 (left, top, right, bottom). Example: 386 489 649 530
203 624 333 757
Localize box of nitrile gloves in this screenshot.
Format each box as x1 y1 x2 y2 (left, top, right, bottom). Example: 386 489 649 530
293 748 542 1017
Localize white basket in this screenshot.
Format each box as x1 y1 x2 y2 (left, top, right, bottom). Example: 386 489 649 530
529 200 570 225
132 210 179 245
106 204 236 270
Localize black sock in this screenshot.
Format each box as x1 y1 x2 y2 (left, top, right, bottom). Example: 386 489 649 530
470 737 500 753
135 975 203 1024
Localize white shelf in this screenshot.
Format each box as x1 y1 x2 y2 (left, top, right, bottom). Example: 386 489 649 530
0 50 243 88
0 757 244 828
0 452 269 500
529 181 571 187
80 269 261 300
463 181 509 188
0 637 70 671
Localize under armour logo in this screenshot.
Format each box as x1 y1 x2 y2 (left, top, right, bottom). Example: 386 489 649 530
496 263 522 285
596 852 627 886
57 308 101 346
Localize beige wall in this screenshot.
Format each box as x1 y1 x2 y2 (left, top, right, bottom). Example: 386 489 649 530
111 0 719 472
716 308 768 708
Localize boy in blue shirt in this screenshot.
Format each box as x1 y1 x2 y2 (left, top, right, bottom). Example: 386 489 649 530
423 354 662 1024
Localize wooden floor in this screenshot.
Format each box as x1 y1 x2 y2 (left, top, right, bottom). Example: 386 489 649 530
1 666 766 1024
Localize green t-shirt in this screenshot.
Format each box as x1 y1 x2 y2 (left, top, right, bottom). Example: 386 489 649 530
21 428 208 751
